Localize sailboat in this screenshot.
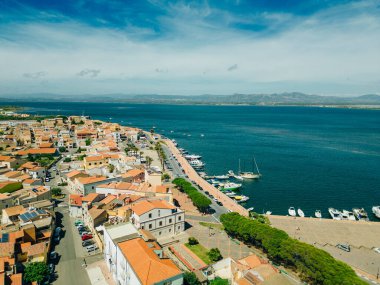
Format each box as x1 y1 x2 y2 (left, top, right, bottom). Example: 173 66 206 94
240 156 261 179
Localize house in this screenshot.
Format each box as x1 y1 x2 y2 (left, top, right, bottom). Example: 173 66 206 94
15 186 51 205
1 205 26 225
103 223 140 280
121 169 144 183
84 155 109 171
0 193 14 212
0 155 22 169
69 194 83 218
74 176 117 195
131 200 185 238
84 206 107 232
145 168 162 187
16 148 58 157
116 237 183 285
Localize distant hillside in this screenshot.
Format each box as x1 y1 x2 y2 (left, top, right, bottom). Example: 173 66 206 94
0 92 380 105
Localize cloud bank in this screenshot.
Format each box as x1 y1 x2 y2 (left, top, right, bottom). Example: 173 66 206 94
0 0 379 95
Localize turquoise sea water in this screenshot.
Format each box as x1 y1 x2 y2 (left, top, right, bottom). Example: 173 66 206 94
3 102 380 220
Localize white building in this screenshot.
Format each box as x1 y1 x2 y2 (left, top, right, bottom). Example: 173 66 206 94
131 200 185 238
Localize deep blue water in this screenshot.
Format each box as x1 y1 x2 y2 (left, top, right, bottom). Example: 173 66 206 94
3 102 380 220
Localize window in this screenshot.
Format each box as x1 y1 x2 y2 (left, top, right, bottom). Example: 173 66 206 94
168 219 172 223
159 221 163 226
149 224 152 229
159 232 161 236
89 163 92 166
141 226 144 229
158 210 160 217
178 226 180 230
169 229 172 232
178 216 181 221
148 213 152 218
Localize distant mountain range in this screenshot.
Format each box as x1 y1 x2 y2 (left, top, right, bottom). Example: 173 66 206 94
0 92 380 105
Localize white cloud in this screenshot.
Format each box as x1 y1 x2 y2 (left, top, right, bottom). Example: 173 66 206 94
0 0 379 95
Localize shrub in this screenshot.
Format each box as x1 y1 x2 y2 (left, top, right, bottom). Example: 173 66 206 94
183 272 200 285
51 187 62 196
210 277 229 285
63 157 71 163
220 213 366 285
0 182 23 193
188 237 199 245
58 146 66 153
23 262 49 283
208 248 223 262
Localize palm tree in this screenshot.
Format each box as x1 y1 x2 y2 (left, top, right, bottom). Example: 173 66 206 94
145 156 153 168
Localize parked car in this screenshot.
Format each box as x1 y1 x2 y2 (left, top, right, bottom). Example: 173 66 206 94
217 201 223 206
85 244 98 252
81 234 93 241
80 232 90 237
82 240 93 247
54 227 61 237
74 220 83 226
205 191 209 195
336 243 350 252
48 263 55 274
45 177 50 182
49 251 58 260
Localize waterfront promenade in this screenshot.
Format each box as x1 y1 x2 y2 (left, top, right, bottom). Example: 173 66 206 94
164 139 249 217
269 215 380 282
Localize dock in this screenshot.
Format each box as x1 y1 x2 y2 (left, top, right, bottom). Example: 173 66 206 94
165 139 250 217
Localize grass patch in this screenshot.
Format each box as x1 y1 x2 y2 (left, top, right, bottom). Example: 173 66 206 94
185 243 211 264
199 222 224 231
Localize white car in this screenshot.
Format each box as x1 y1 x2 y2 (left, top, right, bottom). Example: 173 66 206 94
374 247 380 254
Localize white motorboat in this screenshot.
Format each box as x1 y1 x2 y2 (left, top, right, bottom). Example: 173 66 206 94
247 207 254 211
372 206 380 219
352 208 369 221
288 207 296 217
297 208 305 217
265 211 272 215
342 210 356 221
189 159 205 168
328 208 342 220
221 182 242 191
315 210 322 218
185 154 202 160
214 175 229 180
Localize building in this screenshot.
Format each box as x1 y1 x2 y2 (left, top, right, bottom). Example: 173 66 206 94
131 200 185 238
1 205 26 225
116 237 183 285
69 194 83 218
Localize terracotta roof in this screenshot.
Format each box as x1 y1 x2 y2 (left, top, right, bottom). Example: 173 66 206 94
0 155 15 162
22 179 40 185
238 254 263 269
39 142 54 148
69 194 82 207
66 170 85 179
17 148 56 155
27 242 46 256
82 193 102 203
118 238 181 285
85 155 104 162
3 171 22 178
3 205 26 217
97 181 139 191
88 207 106 220
122 169 144 178
8 273 23 285
99 195 116 205
76 176 107 185
131 200 176 216
0 193 10 200
155 185 170 194
0 242 14 257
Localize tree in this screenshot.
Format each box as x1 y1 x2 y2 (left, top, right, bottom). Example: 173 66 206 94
162 173 170 181
183 272 201 285
59 146 66 153
108 164 115 173
145 156 153 167
63 157 71 163
208 248 223 262
210 278 229 285
23 262 49 283
85 138 91 146
188 237 199 245
51 187 62 196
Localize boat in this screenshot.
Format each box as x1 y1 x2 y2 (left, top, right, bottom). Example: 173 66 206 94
200 134 204 137
352 208 369 221
184 154 202 160
247 207 254 211
221 182 242 191
225 192 236 197
372 206 380 219
239 156 261 179
288 207 296 217
297 208 305 217
171 139 178 146
227 170 235 177
214 175 229 180
234 195 249 203
189 159 205 169
315 210 322 218
265 211 272 215
328 208 342 220
342 210 356 221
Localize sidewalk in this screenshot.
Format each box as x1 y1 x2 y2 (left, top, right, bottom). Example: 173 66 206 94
86 260 116 285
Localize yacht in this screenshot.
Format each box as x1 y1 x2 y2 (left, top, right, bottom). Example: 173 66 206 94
315 210 322 218
189 159 205 168
372 206 380 219
352 208 369 221
225 191 236 197
288 207 296 217
342 210 356 221
239 156 261 179
297 208 305 217
328 208 342 220
221 182 242 191
185 154 202 160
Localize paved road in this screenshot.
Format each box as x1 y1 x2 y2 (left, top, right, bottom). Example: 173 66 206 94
53 204 91 285
161 144 228 220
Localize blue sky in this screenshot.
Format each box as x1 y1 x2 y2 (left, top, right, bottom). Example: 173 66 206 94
0 0 379 96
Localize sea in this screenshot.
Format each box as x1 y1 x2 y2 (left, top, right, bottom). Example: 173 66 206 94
3 102 380 220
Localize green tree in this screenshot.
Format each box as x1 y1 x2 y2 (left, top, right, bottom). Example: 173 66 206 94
63 157 71 163
188 237 199 245
145 156 153 167
23 262 49 283
59 146 66 153
210 278 229 285
85 138 91 146
51 187 62 196
183 272 201 285
162 173 170 181
108 164 115 173
208 248 223 262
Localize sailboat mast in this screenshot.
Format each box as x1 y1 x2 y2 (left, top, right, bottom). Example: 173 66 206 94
253 156 260 175
238 159 241 174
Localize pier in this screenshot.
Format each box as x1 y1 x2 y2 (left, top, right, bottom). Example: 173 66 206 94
165 139 250 217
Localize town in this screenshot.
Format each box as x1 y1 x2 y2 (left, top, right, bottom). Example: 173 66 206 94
0 113 373 285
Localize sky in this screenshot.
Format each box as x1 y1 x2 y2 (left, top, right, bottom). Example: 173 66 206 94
0 0 379 96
